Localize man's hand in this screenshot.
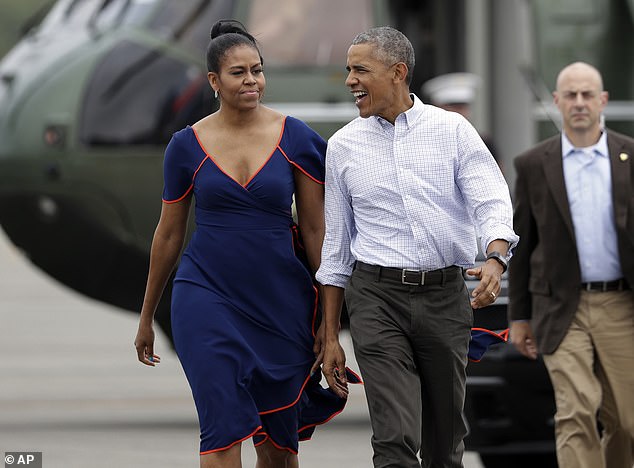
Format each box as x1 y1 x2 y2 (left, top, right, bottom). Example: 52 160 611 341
322 340 349 399
510 321 538 360
466 261 503 309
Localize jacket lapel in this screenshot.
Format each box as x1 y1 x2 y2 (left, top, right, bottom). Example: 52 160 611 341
542 137 576 240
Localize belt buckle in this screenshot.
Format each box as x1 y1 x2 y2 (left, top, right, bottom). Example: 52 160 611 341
402 269 425 285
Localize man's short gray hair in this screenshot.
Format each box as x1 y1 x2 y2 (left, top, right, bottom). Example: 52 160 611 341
352 27 415 85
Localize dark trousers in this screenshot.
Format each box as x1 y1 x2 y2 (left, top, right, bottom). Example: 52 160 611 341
345 264 472 468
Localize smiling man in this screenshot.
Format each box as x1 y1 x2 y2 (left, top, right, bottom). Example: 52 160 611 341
315 27 518 468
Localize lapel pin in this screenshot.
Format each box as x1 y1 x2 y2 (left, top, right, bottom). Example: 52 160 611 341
619 152 629 162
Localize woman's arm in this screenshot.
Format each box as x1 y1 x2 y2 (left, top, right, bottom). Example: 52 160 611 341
134 197 191 366
294 169 349 397
293 169 325 274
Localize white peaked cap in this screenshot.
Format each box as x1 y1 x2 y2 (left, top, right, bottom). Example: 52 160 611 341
421 72 482 105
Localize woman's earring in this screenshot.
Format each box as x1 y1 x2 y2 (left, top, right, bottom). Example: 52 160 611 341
214 90 218 99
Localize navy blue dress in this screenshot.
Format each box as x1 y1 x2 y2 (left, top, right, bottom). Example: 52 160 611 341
163 117 358 455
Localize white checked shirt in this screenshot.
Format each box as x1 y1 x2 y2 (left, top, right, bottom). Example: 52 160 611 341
316 94 519 288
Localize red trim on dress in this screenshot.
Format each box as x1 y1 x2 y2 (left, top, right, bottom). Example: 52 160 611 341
164 132 211 203
162 185 193 204
253 433 268 447
258 373 312 415
242 117 287 187
266 435 299 455
468 328 509 363
298 408 344 434
191 119 286 188
345 367 363 384
199 425 263 455
254 431 299 455
471 327 509 342
278 145 325 185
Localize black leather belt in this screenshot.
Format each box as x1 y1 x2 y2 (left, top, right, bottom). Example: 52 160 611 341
354 261 460 286
581 279 630 292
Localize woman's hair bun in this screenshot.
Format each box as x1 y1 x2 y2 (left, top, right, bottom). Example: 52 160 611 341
206 19 262 72
210 19 254 42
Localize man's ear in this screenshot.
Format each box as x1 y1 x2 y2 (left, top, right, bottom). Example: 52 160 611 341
599 90 609 108
393 62 409 84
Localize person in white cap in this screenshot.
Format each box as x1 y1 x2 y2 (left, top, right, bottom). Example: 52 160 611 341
422 72 499 167
422 72 481 119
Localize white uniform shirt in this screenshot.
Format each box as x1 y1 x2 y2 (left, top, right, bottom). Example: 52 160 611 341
316 94 518 288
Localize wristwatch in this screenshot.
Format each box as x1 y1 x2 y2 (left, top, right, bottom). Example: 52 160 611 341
486 251 508 273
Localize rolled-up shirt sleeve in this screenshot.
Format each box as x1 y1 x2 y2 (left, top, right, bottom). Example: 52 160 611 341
316 140 356 288
455 119 519 256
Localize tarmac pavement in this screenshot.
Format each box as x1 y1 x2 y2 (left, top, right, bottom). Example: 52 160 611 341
0 227 484 468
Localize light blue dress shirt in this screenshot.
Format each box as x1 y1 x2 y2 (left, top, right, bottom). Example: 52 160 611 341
316 94 518 288
562 132 623 282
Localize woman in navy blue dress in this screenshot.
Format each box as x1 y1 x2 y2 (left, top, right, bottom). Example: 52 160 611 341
134 20 357 468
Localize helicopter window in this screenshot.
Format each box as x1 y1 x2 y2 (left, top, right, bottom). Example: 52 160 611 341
58 0 103 27
30 1 70 37
246 0 373 67
36 0 100 35
80 40 211 146
115 0 163 28
147 0 233 55
90 0 143 31
36 0 160 36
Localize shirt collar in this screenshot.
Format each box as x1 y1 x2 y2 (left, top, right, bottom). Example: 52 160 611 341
562 131 609 159
374 93 423 130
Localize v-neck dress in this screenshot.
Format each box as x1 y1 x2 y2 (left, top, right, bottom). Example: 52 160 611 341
162 116 358 455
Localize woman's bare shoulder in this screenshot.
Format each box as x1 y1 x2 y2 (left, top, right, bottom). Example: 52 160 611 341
259 105 285 123
191 113 218 132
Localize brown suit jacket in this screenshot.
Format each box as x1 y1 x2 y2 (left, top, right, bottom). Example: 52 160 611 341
508 129 634 354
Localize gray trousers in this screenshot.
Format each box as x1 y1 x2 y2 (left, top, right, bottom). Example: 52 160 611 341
345 264 472 468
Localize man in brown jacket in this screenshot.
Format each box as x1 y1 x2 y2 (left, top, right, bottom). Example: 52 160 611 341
509 62 634 468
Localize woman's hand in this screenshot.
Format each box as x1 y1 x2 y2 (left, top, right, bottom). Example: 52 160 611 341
134 321 161 366
310 322 326 376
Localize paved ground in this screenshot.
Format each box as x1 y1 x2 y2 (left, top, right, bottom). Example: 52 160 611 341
0 227 484 468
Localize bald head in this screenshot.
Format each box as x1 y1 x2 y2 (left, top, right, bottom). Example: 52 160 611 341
556 62 604 93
